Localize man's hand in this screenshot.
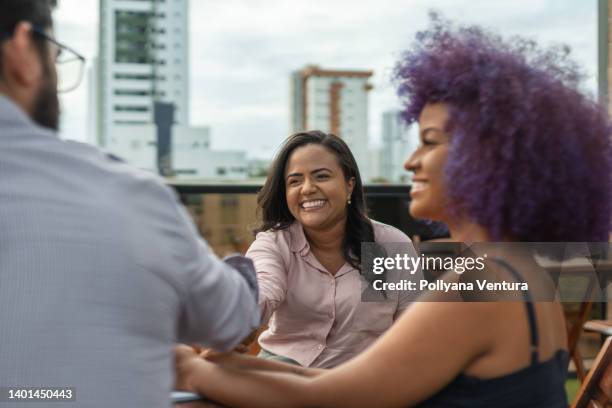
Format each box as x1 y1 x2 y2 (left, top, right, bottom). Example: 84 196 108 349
174 344 203 391
236 328 260 352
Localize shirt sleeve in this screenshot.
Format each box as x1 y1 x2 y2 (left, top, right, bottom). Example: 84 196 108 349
172 203 261 351
125 176 261 352
245 231 289 324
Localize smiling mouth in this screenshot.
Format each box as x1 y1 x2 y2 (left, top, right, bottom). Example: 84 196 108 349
411 181 428 193
300 199 327 210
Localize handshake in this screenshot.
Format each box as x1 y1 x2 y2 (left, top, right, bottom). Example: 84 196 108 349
190 326 263 358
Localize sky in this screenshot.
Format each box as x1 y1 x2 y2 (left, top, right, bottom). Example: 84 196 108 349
53 0 599 159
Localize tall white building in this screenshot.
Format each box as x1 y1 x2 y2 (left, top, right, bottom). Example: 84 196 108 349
380 110 416 183
96 0 189 161
290 65 373 180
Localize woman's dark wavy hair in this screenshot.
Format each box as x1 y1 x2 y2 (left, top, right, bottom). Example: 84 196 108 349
394 14 612 242
255 130 374 271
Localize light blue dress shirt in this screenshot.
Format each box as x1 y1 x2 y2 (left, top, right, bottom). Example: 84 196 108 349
0 96 259 408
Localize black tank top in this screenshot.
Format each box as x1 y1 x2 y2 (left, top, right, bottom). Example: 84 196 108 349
417 259 569 407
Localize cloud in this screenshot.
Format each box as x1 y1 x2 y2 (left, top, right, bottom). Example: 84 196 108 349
54 0 599 159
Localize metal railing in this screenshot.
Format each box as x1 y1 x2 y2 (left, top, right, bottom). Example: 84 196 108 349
169 183 449 255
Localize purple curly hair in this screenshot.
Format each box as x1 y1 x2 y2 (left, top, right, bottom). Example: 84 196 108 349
395 14 612 242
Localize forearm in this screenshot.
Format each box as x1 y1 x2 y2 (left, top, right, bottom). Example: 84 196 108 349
180 250 259 350
186 359 316 408
209 352 324 377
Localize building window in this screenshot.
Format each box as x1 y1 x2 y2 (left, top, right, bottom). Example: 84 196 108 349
221 196 238 207
114 73 154 80
216 167 227 176
114 105 149 112
114 89 152 96
113 120 148 125
114 10 154 64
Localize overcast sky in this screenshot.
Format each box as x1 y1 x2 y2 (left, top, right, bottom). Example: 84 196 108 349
53 0 598 159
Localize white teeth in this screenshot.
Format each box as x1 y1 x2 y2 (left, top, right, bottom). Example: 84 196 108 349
302 200 326 209
411 181 428 192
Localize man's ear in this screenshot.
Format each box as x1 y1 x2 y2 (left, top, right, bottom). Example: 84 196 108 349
2 22 43 88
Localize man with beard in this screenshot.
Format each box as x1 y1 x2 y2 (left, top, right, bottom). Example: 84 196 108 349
0 1 259 407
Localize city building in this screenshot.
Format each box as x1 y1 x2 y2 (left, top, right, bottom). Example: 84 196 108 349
290 65 374 180
96 0 189 158
172 126 248 180
379 109 417 183
93 0 248 179
183 193 259 255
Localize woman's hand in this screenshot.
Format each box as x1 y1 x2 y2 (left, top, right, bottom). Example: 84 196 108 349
174 344 204 391
199 348 234 362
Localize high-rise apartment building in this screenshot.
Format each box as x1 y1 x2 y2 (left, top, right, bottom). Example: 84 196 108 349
290 65 373 180
380 109 416 183
96 0 189 165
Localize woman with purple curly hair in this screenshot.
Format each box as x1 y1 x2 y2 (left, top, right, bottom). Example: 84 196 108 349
173 17 611 407
398 14 611 243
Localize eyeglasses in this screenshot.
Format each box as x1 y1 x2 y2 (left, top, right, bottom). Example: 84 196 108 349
31 26 86 93
1 26 86 93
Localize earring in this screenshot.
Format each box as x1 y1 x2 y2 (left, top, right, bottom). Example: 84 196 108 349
347 195 352 205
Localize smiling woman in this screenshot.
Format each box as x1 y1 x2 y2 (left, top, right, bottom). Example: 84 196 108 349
404 103 450 221
244 130 417 368
284 143 355 235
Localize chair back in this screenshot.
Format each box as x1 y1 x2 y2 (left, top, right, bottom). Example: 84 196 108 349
572 336 612 408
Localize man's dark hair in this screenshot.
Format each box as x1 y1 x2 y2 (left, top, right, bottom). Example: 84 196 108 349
0 0 54 79
0 0 53 34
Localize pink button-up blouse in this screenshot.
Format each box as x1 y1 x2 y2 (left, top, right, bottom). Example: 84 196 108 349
246 220 417 368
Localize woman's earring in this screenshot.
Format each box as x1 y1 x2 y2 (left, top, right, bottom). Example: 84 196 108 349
347 195 352 205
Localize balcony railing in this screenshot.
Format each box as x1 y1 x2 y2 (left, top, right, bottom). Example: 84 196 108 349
169 182 449 255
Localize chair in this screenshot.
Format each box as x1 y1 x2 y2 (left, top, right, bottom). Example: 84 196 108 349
571 336 612 408
566 297 597 381
584 320 612 337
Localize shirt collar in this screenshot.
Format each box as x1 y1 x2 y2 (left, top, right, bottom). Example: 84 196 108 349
0 95 33 125
289 221 310 255
0 95 58 138
288 221 358 277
